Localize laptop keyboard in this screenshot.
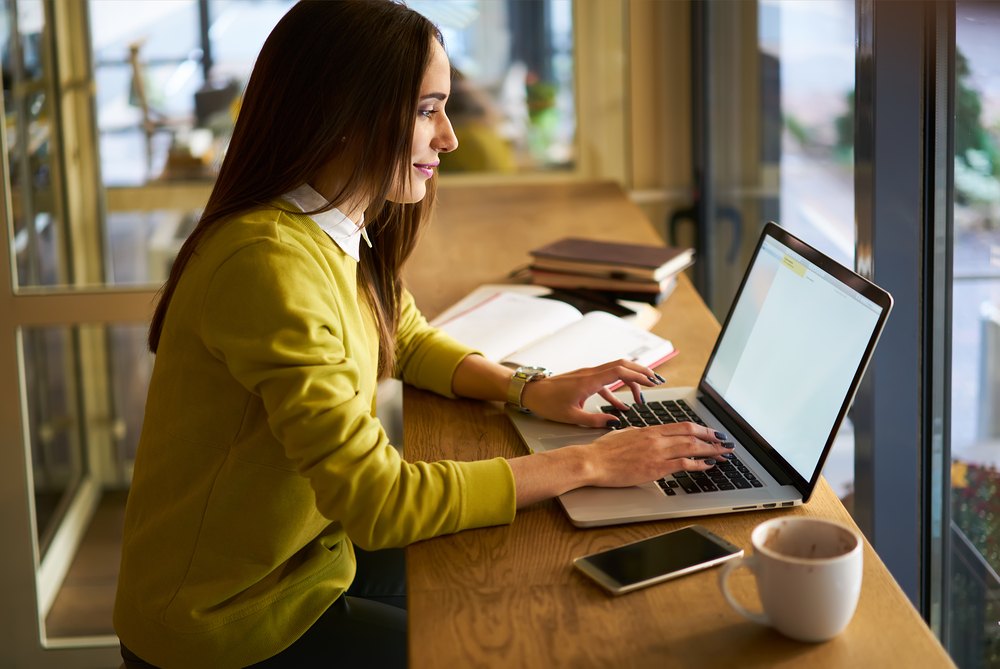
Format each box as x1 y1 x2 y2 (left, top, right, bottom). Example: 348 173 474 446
600 399 765 496
602 398 706 428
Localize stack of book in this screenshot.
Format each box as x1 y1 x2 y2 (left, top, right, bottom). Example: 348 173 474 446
527 237 695 304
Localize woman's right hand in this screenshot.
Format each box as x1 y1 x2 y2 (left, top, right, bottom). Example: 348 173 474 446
575 422 733 489
506 421 735 508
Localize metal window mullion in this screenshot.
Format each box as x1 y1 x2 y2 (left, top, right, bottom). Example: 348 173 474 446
690 0 714 305
198 0 213 81
923 0 954 642
853 0 953 624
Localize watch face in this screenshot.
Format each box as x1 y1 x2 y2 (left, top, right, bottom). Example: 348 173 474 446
517 365 551 379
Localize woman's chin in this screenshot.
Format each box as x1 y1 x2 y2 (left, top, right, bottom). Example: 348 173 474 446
387 184 428 205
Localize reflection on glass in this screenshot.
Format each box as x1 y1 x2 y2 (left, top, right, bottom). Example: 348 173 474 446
2 0 70 289
108 323 154 467
90 0 575 187
105 209 199 285
17 320 153 635
92 0 577 293
23 326 85 558
91 0 211 185
421 0 576 173
949 3 1000 666
696 0 854 312
90 0 292 185
758 0 856 507
760 0 855 266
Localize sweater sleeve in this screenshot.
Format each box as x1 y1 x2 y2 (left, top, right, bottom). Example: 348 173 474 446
199 239 515 550
393 288 479 398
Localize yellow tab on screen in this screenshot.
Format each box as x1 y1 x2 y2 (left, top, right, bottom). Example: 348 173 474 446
781 255 806 277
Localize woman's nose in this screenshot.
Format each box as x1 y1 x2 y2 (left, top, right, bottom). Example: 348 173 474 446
434 117 459 154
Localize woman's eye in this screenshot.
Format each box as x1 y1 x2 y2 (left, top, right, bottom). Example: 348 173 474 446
419 108 438 118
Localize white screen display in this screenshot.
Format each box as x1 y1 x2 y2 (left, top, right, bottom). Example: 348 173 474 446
704 237 882 480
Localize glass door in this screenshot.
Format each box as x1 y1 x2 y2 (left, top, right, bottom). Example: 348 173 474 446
682 0 858 507
0 0 155 665
0 1 601 665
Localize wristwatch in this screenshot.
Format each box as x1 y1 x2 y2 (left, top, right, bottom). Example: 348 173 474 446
507 365 552 412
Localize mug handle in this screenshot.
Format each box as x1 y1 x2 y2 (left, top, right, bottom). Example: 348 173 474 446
718 555 770 626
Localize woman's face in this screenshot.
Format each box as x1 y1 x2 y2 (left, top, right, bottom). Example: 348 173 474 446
390 39 458 204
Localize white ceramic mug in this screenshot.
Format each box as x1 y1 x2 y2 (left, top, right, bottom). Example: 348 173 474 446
718 517 863 642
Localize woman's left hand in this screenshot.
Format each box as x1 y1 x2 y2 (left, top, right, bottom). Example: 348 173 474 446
518 358 664 428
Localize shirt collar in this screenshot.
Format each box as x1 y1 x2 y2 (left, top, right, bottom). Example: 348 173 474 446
282 184 369 262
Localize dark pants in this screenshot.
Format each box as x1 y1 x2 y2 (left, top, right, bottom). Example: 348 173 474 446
121 547 407 668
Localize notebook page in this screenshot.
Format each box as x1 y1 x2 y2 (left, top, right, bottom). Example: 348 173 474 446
434 291 583 362
502 311 675 376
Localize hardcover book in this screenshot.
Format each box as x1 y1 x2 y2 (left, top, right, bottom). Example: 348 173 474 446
529 237 695 282
529 268 680 294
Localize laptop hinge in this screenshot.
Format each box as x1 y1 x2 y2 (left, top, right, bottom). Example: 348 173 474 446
698 392 798 489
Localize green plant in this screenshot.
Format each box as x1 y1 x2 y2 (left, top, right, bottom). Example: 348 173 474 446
951 460 1000 666
784 113 810 147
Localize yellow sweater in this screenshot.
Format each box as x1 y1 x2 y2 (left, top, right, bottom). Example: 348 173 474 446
114 204 516 667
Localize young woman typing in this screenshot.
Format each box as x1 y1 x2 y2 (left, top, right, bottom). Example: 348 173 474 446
114 2 732 667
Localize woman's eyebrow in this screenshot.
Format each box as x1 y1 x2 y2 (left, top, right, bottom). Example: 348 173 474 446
420 92 448 102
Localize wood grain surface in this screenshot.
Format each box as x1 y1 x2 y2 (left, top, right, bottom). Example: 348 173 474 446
402 181 954 668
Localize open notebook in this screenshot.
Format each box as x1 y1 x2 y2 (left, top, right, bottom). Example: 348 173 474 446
431 286 673 377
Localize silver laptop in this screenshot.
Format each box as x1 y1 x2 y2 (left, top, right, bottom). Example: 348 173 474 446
507 222 893 527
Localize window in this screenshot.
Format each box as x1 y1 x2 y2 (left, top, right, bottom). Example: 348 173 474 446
759 0 856 508
948 2 1000 665
693 0 857 508
90 0 576 188
0 3 590 663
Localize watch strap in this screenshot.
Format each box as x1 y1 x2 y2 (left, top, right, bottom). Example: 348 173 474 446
507 372 531 409
506 366 551 411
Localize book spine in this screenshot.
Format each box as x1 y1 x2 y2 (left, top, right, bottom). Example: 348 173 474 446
529 258 659 281
529 270 670 293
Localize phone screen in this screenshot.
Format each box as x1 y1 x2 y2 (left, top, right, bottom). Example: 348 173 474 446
576 526 740 592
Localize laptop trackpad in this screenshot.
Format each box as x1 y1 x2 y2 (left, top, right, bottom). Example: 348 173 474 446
535 432 605 452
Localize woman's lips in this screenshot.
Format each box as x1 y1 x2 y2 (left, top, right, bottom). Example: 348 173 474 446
413 162 438 178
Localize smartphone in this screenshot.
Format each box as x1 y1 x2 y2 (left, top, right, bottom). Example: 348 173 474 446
573 525 743 595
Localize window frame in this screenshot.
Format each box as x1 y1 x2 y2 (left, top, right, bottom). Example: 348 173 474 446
851 0 953 632
0 2 633 664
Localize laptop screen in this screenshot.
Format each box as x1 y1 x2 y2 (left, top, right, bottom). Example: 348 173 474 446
702 227 887 484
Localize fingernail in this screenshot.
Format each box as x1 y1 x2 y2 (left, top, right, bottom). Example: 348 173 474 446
705 460 716 467
720 453 735 460
606 419 622 429
639 393 647 404
715 431 728 440
647 375 657 384
721 441 735 449
654 373 666 384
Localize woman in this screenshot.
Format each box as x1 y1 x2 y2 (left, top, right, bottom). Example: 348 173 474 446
114 2 732 667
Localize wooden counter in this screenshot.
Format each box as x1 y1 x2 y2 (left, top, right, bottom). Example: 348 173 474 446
402 181 954 668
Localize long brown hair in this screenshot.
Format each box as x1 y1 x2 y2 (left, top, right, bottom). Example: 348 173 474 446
148 0 442 378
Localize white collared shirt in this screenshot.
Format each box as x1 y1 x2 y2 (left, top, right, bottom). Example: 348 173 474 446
282 184 370 261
